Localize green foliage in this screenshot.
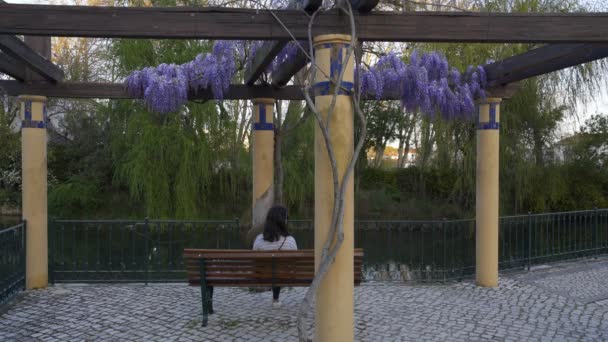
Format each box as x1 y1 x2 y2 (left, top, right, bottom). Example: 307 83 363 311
109 98 248 219
0 100 20 206
106 26 252 219
281 102 315 217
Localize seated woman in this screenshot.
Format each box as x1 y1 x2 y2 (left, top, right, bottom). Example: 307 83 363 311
253 205 297 307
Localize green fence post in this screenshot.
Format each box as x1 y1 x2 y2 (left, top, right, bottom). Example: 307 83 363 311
48 218 54 285
144 217 149 286
200 258 209 327
442 218 447 281
528 212 532 271
22 219 27 290
594 208 599 257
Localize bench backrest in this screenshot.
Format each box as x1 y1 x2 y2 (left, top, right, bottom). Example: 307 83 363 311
184 249 364 287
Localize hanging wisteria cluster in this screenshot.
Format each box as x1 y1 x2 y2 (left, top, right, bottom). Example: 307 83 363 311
359 51 487 120
125 41 238 113
125 40 488 119
125 40 305 113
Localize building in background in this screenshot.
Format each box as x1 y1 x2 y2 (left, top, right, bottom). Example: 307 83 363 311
367 146 418 168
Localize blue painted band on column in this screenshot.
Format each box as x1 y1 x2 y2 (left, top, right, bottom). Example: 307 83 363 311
21 101 46 129
313 81 354 96
477 103 500 130
258 104 267 124
319 43 351 49
21 120 46 129
254 122 274 130
478 122 500 130
253 104 274 130
489 103 497 124
330 47 344 79
24 101 32 121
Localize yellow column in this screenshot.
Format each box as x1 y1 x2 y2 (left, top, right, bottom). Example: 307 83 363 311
313 34 355 342
251 98 275 232
20 95 48 289
476 97 501 287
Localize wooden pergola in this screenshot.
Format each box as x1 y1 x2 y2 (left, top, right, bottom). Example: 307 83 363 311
1 3 608 99
2 2 608 341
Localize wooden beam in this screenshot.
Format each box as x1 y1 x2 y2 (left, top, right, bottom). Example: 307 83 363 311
0 52 26 81
0 35 64 82
0 0 58 83
271 42 309 87
243 0 321 86
0 79 522 101
486 82 521 99
256 0 331 87
1 4 608 43
245 42 288 86
485 43 608 87
24 36 53 82
0 80 307 100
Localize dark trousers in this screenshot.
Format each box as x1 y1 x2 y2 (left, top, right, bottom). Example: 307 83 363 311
272 287 281 300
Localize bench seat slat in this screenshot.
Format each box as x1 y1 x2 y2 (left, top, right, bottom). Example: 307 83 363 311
186 271 317 278
184 249 363 285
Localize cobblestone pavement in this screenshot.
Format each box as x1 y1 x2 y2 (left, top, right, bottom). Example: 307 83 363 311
1 257 608 341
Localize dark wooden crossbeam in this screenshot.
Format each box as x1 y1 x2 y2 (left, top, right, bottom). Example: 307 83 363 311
271 41 309 87
0 80 307 100
244 0 321 86
1 4 608 43
266 0 379 86
0 35 64 82
0 79 525 101
485 43 608 87
5 42 608 100
0 52 26 81
245 42 287 86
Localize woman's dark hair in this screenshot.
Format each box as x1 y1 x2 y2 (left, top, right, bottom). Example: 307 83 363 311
263 205 289 242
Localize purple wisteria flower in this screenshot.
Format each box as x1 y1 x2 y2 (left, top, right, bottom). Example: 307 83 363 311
358 50 488 120
125 41 240 113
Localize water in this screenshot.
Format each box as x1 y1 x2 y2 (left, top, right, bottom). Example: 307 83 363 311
47 212 608 283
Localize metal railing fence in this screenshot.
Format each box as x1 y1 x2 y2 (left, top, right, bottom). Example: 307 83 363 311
0 222 26 306
48 209 608 283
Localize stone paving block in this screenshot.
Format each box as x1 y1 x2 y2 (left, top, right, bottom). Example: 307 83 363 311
1 258 608 341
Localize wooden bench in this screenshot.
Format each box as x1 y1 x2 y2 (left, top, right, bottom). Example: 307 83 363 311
184 248 364 326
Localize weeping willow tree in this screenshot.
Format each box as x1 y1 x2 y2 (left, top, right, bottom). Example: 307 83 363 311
0 96 20 209
109 34 252 219
279 101 315 217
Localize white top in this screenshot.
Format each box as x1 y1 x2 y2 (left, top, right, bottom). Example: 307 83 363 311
253 234 298 251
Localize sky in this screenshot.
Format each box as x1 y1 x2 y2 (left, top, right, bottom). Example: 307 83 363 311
564 85 608 135
5 0 608 136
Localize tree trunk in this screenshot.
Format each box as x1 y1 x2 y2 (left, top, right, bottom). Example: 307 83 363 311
419 118 433 169
400 112 417 168
397 126 406 167
373 144 385 167
533 130 545 167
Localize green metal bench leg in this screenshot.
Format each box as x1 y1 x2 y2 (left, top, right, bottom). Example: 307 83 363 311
200 259 209 327
208 286 214 314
